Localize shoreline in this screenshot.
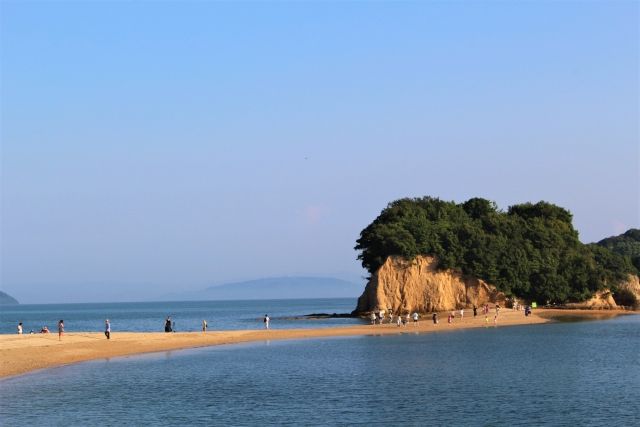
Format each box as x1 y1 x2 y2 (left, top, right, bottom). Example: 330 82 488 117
1 309 635 380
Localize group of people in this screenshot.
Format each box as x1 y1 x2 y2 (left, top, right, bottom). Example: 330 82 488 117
368 303 525 328
16 320 65 340
370 311 421 327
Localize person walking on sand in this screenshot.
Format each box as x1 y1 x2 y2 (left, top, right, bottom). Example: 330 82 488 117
494 314 498 326
412 312 419 325
460 308 464 320
17 322 23 335
389 311 394 324
379 310 385 324
58 320 64 341
104 319 111 340
432 313 438 325
264 314 270 329
473 305 478 317
370 312 376 325
396 314 402 327
202 319 207 333
447 313 452 324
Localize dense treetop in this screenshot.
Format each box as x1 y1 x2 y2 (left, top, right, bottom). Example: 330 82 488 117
596 229 640 272
355 197 637 303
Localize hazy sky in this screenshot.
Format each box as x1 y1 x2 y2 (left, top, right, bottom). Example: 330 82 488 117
1 1 638 303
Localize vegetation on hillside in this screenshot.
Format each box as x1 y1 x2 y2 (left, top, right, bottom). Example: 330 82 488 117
596 229 640 272
355 197 637 304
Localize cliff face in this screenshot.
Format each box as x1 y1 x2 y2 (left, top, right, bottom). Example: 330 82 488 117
354 256 506 314
614 275 640 308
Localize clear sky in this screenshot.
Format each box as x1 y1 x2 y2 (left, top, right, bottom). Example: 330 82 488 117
1 1 638 303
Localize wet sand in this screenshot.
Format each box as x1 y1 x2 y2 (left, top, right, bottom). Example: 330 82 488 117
0 309 632 379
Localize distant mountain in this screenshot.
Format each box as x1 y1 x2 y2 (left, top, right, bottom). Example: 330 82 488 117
174 277 364 301
597 229 640 271
0 291 19 305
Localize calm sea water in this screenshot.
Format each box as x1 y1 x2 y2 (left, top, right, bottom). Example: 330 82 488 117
1 313 638 426
0 299 364 334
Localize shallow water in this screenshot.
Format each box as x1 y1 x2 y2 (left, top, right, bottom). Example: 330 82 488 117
0 298 364 334
1 315 638 426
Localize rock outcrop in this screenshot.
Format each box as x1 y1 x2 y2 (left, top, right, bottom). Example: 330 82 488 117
613 274 640 308
353 256 506 314
565 290 618 310
564 275 640 310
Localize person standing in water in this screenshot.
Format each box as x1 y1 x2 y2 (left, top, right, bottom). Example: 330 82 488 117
104 319 111 339
264 314 270 329
58 320 64 341
164 317 172 333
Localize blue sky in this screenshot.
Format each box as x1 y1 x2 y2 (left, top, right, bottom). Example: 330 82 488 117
1 1 638 303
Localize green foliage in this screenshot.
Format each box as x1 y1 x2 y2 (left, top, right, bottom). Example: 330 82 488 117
596 229 640 272
355 197 636 303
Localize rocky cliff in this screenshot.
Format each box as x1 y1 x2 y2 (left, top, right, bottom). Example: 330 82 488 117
353 256 506 314
613 274 640 308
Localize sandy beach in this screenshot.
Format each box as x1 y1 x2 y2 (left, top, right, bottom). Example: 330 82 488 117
0 309 632 379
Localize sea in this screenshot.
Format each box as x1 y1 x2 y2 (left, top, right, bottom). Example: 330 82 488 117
1 299 639 426
0 298 364 334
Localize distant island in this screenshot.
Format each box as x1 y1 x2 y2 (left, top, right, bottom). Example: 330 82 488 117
0 291 19 305
171 277 363 301
354 197 639 312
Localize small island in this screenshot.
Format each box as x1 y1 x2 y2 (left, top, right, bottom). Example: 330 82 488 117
353 197 639 314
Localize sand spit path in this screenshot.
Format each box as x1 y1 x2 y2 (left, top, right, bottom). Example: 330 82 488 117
0 309 631 379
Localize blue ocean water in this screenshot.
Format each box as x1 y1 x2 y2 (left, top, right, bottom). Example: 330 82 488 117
1 314 638 426
0 298 364 334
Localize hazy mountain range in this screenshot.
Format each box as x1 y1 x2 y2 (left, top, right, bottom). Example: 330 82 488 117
164 277 364 301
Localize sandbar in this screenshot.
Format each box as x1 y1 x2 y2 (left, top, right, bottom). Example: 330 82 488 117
0 309 632 379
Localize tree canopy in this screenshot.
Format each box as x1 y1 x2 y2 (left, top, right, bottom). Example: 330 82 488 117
355 197 637 303
596 229 640 271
